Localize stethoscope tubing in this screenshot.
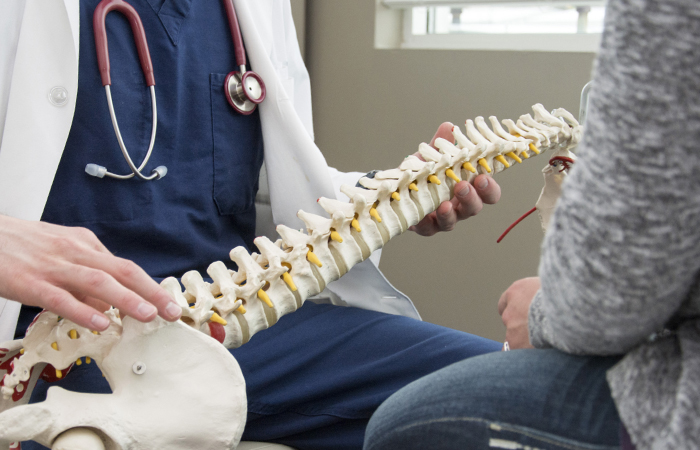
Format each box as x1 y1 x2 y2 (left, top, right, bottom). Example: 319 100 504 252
104 85 160 180
88 0 165 180
88 0 264 181
222 0 247 74
94 0 155 88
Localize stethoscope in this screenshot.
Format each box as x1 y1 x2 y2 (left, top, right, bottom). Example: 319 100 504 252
85 0 266 181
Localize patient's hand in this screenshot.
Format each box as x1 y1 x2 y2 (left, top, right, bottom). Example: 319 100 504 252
409 122 501 236
498 277 540 349
0 215 181 332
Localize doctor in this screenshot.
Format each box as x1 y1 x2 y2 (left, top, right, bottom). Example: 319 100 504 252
0 1 502 448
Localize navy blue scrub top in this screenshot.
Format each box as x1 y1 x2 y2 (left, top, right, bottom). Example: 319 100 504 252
42 0 264 279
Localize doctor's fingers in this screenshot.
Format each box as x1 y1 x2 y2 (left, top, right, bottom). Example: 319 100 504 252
67 253 182 323
472 174 501 205
409 200 457 235
69 291 111 316
409 181 478 235
451 181 483 221
431 181 485 231
20 280 114 331
48 263 171 329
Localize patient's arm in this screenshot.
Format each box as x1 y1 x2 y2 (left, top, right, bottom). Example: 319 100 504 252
528 3 700 354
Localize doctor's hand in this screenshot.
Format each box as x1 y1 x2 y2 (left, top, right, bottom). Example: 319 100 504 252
498 277 540 350
409 122 501 237
0 215 182 332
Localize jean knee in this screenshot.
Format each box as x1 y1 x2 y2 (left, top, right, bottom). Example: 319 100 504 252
365 409 490 450
366 414 620 450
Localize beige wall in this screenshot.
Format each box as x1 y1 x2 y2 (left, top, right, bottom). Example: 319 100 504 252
304 1 595 341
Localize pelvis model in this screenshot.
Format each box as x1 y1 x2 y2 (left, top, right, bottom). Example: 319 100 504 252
0 104 580 450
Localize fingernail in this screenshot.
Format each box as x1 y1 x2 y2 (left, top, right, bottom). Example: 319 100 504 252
165 302 182 319
477 177 489 190
457 184 470 197
137 302 157 319
91 314 110 330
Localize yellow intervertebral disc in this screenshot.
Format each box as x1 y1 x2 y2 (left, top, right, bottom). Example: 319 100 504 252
282 272 298 291
495 155 510 169
370 207 382 222
462 162 477 174
445 168 460 183
307 250 323 267
427 175 441 185
257 289 274 308
391 192 401 201
510 133 539 154
330 230 343 243
506 151 522 163
478 158 492 173
351 218 362 232
408 182 419 191
209 312 228 325
51 342 59 351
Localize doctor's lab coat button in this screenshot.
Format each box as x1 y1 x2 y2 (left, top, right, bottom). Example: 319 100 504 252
48 86 68 107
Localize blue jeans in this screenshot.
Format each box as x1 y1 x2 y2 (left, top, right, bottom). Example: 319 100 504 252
364 349 622 450
22 303 500 450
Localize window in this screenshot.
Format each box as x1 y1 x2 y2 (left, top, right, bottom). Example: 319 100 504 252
378 0 607 52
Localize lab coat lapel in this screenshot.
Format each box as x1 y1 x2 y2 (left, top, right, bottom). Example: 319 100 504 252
0 0 79 343
0 0 79 222
234 0 336 229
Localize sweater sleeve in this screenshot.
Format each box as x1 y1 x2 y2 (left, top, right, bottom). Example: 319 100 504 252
529 0 700 355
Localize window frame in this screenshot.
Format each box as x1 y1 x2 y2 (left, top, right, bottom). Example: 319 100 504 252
382 1 605 53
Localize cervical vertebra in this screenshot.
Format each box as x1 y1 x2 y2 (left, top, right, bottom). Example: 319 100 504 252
0 104 581 450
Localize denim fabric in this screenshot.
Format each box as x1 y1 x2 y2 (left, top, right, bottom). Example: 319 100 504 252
22 303 501 450
364 349 622 450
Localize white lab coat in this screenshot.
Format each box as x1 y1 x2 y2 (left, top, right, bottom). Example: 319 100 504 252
0 0 418 343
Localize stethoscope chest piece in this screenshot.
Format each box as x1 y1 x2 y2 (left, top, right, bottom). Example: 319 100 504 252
225 70 266 115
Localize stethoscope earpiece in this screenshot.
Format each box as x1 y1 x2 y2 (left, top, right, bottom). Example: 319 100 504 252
85 163 167 180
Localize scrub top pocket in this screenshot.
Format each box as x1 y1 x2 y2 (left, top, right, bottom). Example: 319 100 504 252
210 73 265 216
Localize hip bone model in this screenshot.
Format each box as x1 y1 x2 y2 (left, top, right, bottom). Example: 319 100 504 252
0 104 581 450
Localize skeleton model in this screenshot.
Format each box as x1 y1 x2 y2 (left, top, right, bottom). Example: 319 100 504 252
0 104 581 450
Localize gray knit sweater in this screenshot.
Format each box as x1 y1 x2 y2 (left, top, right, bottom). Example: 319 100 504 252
528 0 700 448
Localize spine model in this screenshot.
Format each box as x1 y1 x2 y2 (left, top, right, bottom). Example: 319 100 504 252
0 104 582 450
163 103 583 349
